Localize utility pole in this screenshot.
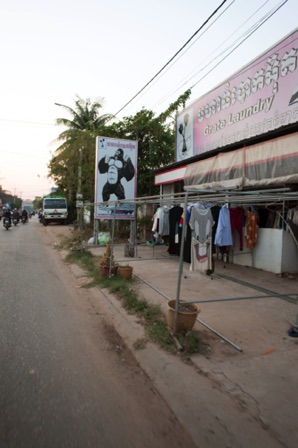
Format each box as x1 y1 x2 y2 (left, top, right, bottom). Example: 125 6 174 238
76 147 83 251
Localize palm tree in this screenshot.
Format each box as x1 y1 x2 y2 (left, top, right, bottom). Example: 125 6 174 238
49 96 113 216
55 95 113 135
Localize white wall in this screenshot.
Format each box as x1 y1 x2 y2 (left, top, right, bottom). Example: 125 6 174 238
281 230 298 273
232 228 298 274
162 184 174 195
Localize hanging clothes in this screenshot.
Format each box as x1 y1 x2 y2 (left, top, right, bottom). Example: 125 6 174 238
151 206 170 237
178 209 192 262
152 207 160 232
229 207 244 250
246 210 258 249
189 207 214 272
211 205 221 254
168 206 183 255
287 207 298 226
158 206 170 236
214 205 233 247
183 223 192 263
287 219 298 246
189 207 214 243
190 239 213 272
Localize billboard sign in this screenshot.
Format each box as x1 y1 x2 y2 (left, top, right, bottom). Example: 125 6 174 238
95 136 138 220
176 28 298 161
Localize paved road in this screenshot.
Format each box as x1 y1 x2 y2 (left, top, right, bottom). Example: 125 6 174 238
0 218 197 448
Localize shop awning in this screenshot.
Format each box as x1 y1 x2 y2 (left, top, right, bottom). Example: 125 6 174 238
184 133 298 191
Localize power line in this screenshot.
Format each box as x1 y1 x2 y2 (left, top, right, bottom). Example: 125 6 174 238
151 0 273 109
110 0 229 119
122 0 237 115
153 0 287 109
190 0 288 90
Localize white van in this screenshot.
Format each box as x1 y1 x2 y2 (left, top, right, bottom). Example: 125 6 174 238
42 197 68 226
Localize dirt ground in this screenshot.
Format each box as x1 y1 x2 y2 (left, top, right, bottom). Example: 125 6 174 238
35 220 199 448
39 221 298 448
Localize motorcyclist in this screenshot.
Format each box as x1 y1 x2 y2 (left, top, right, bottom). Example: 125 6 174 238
3 208 12 226
38 209 43 222
21 209 28 222
13 208 20 223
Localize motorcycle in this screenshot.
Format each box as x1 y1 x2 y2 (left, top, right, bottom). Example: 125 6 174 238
3 217 11 230
13 218 18 226
21 215 27 224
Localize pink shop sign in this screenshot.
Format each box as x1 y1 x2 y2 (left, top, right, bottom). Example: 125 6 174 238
176 29 298 162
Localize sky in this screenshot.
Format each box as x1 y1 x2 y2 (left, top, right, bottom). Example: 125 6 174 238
0 0 297 200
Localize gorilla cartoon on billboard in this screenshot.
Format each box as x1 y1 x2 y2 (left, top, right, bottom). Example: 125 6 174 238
98 147 135 201
95 137 138 220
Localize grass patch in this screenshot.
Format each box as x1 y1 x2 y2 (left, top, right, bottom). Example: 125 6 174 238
66 249 95 271
59 232 84 251
177 331 210 356
146 320 176 352
133 338 148 350
63 244 210 357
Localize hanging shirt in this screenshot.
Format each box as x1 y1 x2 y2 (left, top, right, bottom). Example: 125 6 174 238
189 207 214 243
229 207 244 250
190 237 212 273
211 205 221 254
214 206 233 247
189 207 213 273
291 209 298 226
158 206 170 236
169 206 183 244
246 211 258 249
152 207 161 232
186 202 209 224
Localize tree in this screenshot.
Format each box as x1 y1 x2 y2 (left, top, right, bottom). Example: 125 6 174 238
55 95 112 132
49 96 113 219
102 109 172 196
48 89 192 207
101 89 191 196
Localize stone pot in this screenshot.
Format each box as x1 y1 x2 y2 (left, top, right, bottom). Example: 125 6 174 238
118 265 133 279
167 299 199 333
100 265 117 277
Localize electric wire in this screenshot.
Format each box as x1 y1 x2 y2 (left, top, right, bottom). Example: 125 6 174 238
154 0 288 109
158 0 265 79
0 1 287 128
109 0 287 120
152 0 276 109
109 0 229 120
121 0 237 115
190 0 288 90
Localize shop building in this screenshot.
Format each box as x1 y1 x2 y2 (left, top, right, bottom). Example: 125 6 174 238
155 28 298 275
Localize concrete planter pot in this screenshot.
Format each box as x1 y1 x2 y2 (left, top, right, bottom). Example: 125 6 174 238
100 265 117 277
118 265 133 279
167 300 199 333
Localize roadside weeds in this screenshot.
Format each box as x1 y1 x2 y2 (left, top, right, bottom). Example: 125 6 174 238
59 232 210 360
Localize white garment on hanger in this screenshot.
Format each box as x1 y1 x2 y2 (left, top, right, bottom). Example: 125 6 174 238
190 237 212 273
189 207 214 243
189 207 214 272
